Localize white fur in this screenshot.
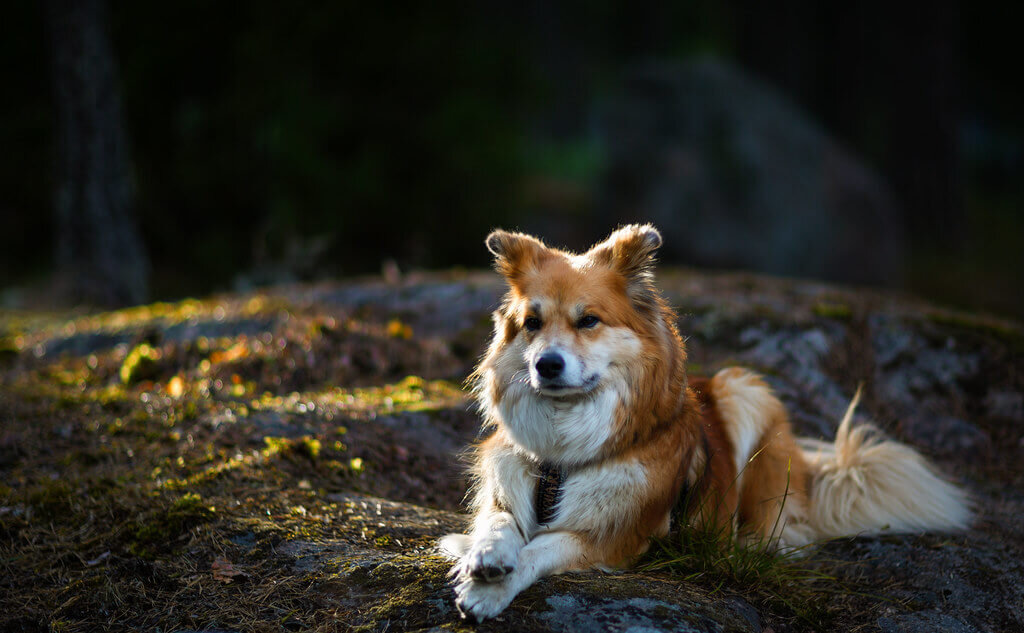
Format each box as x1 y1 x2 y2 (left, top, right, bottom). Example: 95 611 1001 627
800 389 972 539
710 369 774 492
458 512 524 583
442 438 645 617
496 385 621 466
487 325 640 465
549 458 650 543
453 532 585 620
439 533 472 559
525 324 642 395
472 440 539 532
445 456 650 618
442 442 537 588
529 343 585 390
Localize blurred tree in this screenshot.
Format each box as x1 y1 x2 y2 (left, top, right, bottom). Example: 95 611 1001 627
1 1 1016 315
44 0 148 306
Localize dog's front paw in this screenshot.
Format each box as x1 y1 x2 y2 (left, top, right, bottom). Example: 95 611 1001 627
463 538 519 583
454 577 517 622
438 533 472 560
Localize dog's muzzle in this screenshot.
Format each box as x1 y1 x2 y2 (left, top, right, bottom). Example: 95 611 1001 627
535 352 565 380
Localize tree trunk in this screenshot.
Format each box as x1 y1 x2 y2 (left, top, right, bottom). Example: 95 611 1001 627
45 0 149 307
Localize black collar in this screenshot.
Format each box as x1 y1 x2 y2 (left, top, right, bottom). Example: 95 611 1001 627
535 462 567 526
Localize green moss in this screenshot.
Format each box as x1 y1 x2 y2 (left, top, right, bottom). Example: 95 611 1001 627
129 492 216 558
299 436 321 460
120 343 162 384
261 435 323 463
262 436 291 458
310 376 465 415
926 309 1024 350
26 480 75 520
170 491 207 513
813 301 852 320
352 556 453 631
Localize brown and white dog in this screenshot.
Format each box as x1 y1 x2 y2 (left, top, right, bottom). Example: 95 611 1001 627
440 224 970 621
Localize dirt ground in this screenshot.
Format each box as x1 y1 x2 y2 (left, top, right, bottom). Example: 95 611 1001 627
2 269 1021 632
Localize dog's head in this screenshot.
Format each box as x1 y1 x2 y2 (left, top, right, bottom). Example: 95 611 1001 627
483 224 664 398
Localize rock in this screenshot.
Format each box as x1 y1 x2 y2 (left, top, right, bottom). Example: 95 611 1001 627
375 411 467 457
984 389 1024 423
538 594 760 633
304 275 503 338
877 612 981 633
900 413 990 458
869 314 991 454
599 59 903 284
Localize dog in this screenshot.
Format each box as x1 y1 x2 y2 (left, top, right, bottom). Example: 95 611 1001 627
440 224 970 621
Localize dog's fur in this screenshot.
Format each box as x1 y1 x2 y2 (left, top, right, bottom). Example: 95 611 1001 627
440 225 971 620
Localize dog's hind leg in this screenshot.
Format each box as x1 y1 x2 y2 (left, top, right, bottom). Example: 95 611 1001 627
708 368 813 550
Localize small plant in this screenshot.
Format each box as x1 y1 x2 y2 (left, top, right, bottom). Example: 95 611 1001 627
643 459 838 628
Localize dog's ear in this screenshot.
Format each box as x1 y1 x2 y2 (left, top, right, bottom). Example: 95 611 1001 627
588 224 662 307
588 224 662 277
486 230 547 280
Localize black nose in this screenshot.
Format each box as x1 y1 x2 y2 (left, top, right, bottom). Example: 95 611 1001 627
535 352 565 379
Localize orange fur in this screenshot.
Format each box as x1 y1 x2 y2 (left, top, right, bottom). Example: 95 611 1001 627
442 225 969 621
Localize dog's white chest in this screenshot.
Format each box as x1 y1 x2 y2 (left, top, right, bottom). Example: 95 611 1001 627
497 387 621 464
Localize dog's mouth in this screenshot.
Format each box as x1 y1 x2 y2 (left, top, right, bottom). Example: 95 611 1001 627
534 374 600 398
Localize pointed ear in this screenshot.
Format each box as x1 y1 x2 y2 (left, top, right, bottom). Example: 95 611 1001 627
485 230 547 279
588 224 662 277
588 224 663 306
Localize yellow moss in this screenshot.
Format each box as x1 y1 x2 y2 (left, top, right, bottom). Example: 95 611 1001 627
386 318 413 339
262 436 291 458
300 436 321 460
120 343 161 384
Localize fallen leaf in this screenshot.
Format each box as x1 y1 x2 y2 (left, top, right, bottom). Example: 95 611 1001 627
211 557 247 583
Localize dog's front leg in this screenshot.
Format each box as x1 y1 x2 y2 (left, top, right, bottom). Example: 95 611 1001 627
454 530 585 621
444 507 525 584
442 437 536 584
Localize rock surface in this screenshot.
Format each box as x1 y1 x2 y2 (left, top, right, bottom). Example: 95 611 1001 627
599 59 903 285
1 269 1021 632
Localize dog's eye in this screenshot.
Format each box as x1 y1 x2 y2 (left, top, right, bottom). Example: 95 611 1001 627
524 316 542 331
577 315 600 329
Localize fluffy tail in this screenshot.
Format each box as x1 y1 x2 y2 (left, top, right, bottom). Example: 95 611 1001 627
799 388 972 540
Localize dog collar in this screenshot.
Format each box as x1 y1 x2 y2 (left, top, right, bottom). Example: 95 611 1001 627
535 463 567 526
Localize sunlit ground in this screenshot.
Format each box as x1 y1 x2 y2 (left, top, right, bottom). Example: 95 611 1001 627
0 284 483 632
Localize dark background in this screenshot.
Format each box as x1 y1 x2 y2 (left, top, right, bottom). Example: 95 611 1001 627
3 1 1022 317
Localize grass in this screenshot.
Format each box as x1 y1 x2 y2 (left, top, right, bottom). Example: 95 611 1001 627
644 524 837 629
641 456 857 630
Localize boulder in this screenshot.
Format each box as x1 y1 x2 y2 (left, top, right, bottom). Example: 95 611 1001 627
600 59 903 284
